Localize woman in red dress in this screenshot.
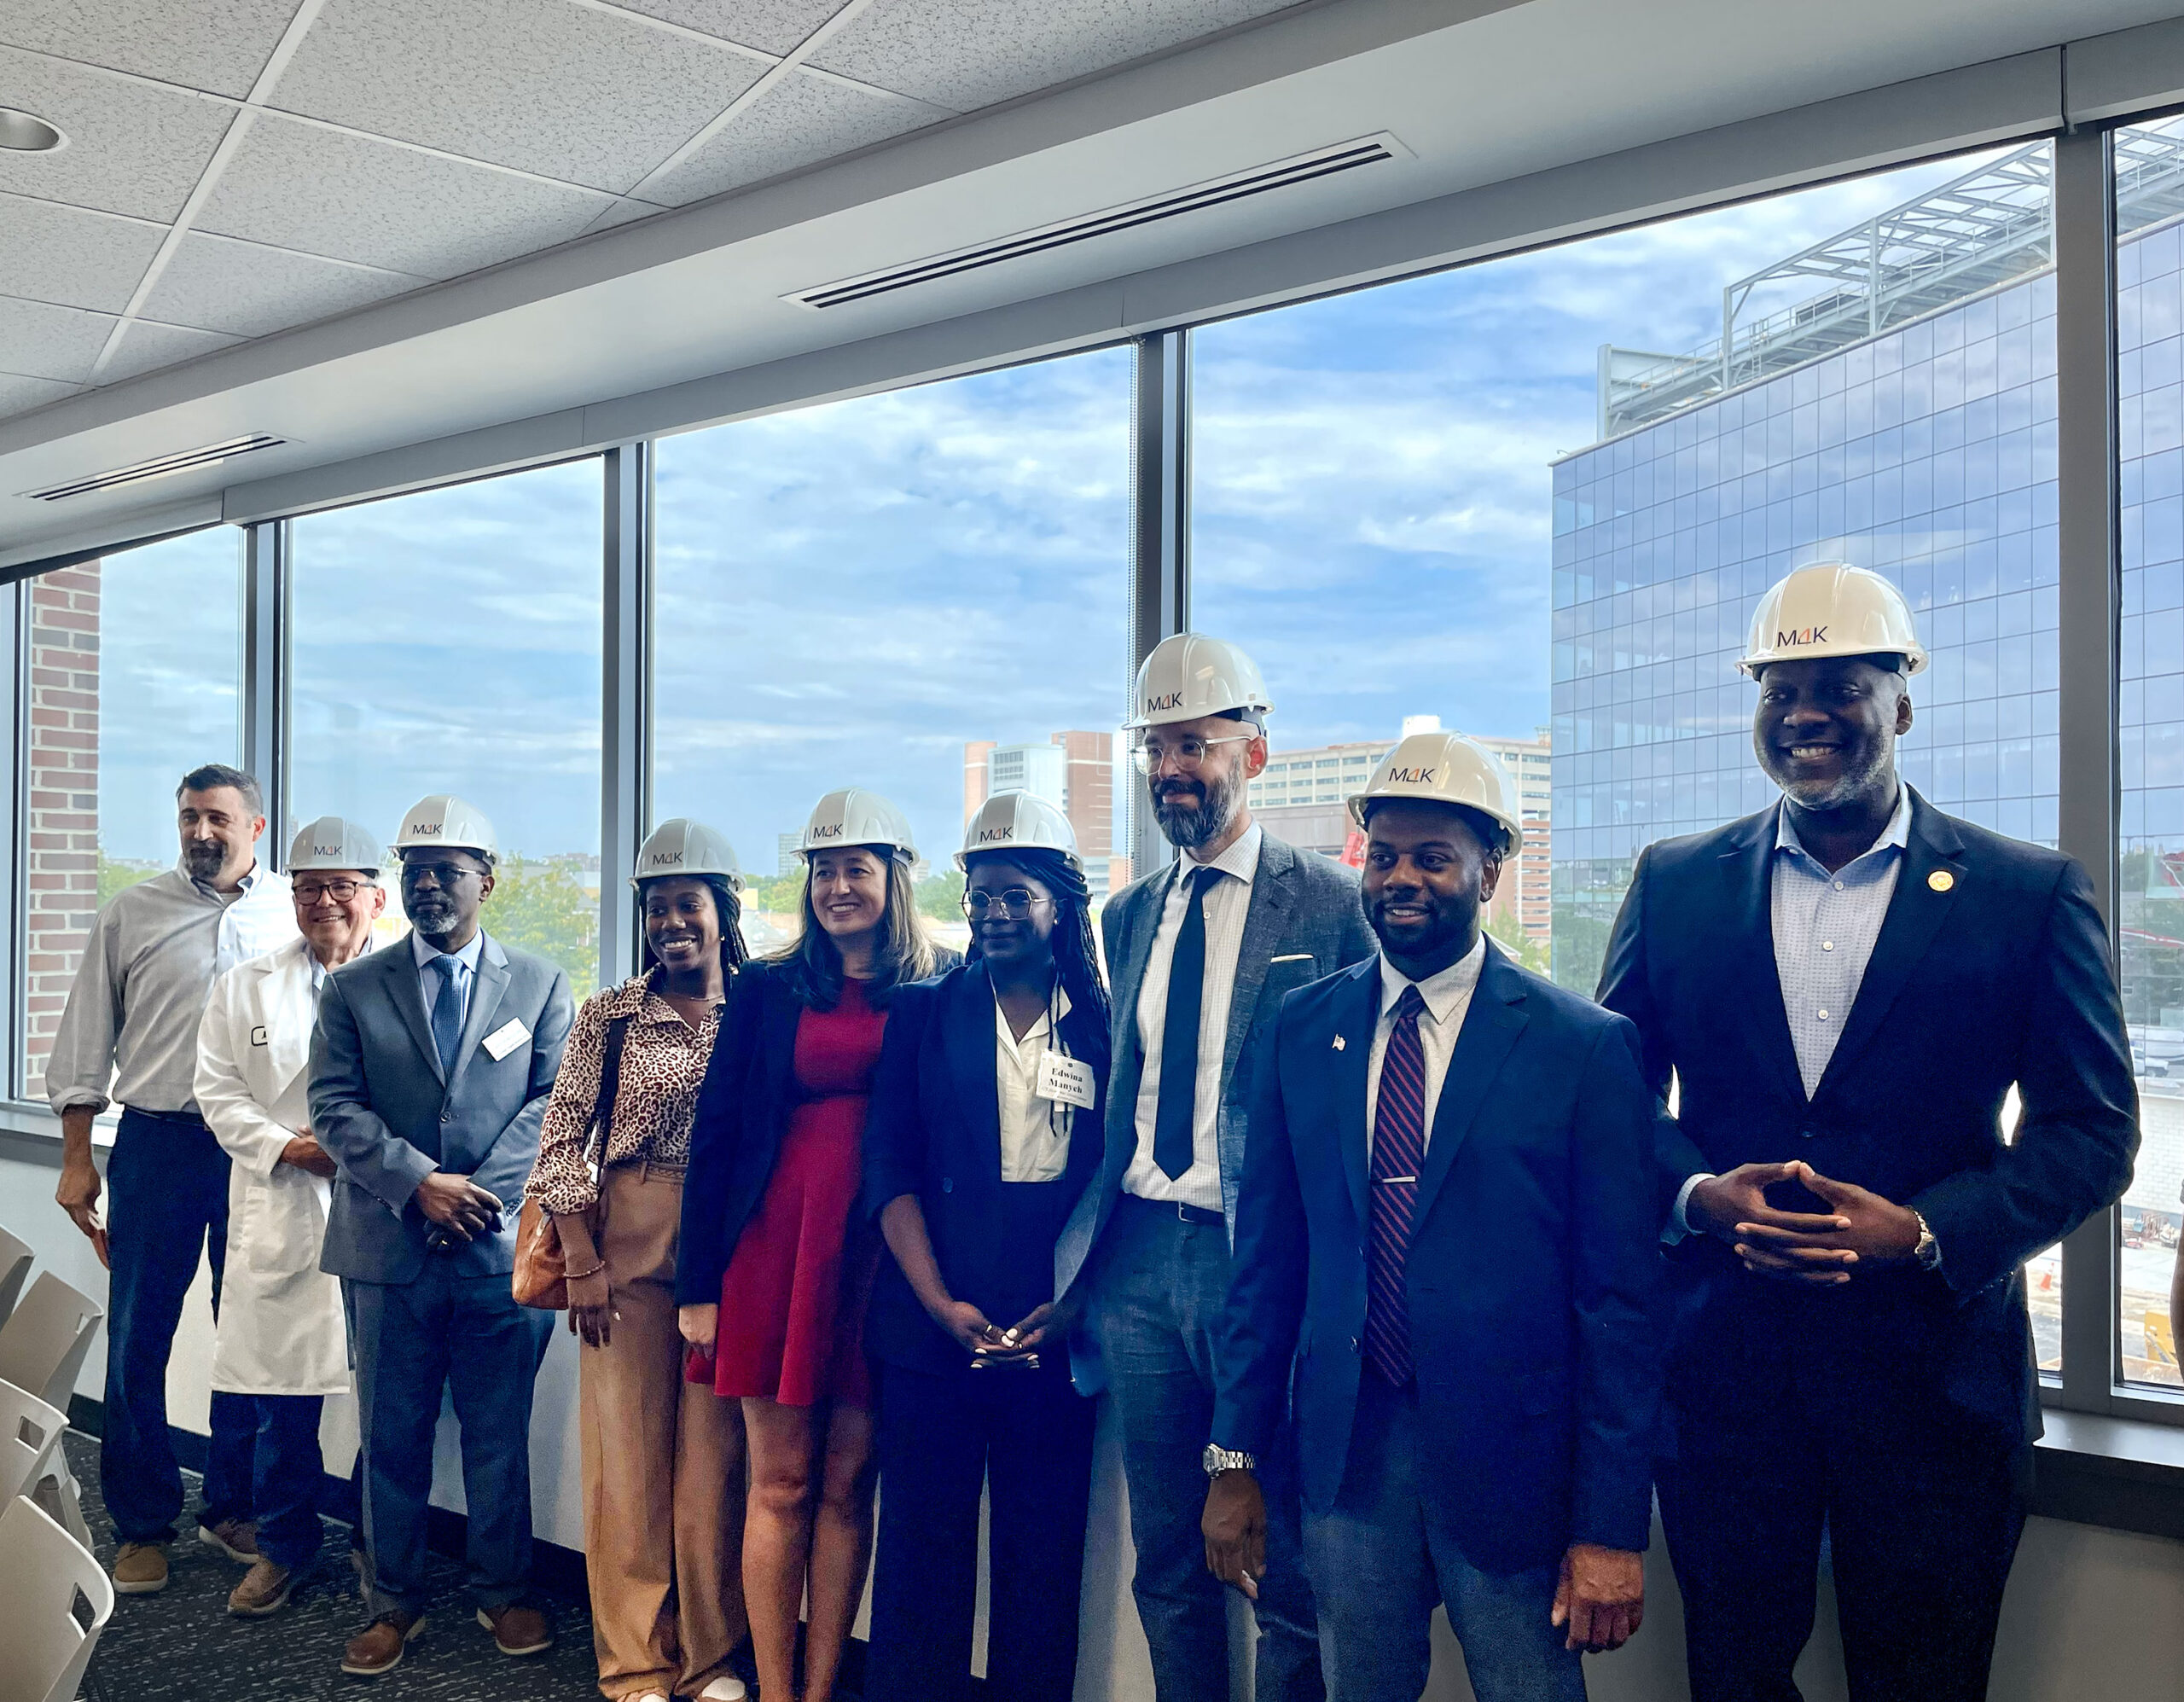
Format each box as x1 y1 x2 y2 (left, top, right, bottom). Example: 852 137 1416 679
677 789 954 1702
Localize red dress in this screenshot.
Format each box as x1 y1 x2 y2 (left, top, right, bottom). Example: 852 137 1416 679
705 976 888 1409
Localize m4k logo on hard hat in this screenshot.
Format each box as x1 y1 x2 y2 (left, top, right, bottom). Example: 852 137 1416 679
312 843 340 858
1145 691 1183 713
976 827 1014 843
1776 624 1830 647
653 851 684 866
410 822 442 836
811 822 843 839
1388 766 1438 786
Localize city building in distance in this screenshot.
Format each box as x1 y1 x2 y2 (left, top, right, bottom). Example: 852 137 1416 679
962 730 1121 899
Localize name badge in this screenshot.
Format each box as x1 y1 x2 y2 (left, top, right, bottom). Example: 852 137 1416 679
250 1025 269 1048
1037 1051 1097 1110
482 1019 531 1061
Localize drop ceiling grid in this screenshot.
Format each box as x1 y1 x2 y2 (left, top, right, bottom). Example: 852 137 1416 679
0 0 1314 421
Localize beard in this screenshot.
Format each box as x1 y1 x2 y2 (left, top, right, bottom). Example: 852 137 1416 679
406 895 459 934
182 841 224 880
1759 728 1896 811
1152 764 1245 851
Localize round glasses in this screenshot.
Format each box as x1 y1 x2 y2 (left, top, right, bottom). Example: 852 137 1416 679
961 887 1051 921
1130 731 1256 775
293 878 371 903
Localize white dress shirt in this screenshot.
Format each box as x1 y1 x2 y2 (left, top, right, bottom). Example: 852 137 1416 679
1364 938 1486 1158
1124 823 1263 1212
411 927 485 1032
995 986 1075 1183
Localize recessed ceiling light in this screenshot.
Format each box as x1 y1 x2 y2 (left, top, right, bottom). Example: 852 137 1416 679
0 108 65 153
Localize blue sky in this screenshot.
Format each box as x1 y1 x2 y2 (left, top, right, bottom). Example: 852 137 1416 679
94 146 2008 868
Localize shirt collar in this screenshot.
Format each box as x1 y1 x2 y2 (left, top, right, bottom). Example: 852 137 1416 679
994 984 1072 1054
183 857 274 901
1378 935 1486 1028
410 927 485 974
1182 821 1263 889
1774 785 1913 869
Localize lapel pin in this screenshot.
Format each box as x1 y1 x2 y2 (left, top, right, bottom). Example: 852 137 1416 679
1928 869 1955 893
1333 1034 1346 1051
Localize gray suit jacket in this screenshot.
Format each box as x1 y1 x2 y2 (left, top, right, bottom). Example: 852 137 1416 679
1055 830 1375 1370
311 932 573 1286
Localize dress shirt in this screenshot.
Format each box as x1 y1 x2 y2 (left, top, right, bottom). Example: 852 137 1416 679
1363 938 1486 1159
996 985 1075 1184
1671 787 1914 1235
1124 823 1263 1212
410 927 485 1032
46 862 296 1115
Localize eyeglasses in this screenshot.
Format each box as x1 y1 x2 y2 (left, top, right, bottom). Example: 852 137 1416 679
1130 732 1257 775
961 887 1050 921
400 859 483 885
293 879 370 903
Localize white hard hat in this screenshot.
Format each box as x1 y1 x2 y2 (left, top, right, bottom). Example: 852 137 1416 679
391 793 499 863
1124 632 1275 730
1738 562 1927 679
632 818 744 890
1348 730 1523 854
797 787 916 865
956 790 1082 873
288 815 386 875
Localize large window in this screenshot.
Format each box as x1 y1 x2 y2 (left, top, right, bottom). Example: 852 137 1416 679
651 350 1132 955
289 461 606 991
21 530 243 1101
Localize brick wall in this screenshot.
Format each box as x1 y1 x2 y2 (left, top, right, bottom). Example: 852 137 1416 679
23 564 101 1099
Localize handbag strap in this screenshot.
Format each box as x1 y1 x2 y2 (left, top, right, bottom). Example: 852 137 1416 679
584 1009 635 1170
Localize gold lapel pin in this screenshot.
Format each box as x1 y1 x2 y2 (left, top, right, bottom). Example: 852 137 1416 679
1333 1034 1346 1051
1928 868 1955 893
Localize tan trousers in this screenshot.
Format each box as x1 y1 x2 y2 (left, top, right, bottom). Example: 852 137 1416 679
582 1164 750 1699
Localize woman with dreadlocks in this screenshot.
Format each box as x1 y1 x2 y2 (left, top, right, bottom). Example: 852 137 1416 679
525 820 754 1702
859 790 1111 1702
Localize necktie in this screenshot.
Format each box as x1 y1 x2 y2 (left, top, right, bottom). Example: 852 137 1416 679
431 956 465 1077
1364 985 1428 1387
1153 866 1213 1181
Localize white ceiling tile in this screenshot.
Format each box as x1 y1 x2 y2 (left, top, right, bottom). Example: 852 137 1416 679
0 295 116 383
581 196 675 235
810 0 1298 110
0 370 88 421
599 0 847 57
0 44 238 221
0 193 165 313
646 69 938 205
195 116 617 277
0 0 302 101
141 230 424 337
97 317 247 381
267 0 766 195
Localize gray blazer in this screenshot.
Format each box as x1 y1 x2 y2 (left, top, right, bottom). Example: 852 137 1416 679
311 933 573 1287
1054 831 1375 1326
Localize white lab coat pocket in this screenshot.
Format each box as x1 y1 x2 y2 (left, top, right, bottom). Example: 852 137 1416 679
241 1173 323 1275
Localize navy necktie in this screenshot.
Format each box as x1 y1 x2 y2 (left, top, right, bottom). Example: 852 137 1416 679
1153 866 1213 1181
1364 985 1428 1386
431 956 465 1077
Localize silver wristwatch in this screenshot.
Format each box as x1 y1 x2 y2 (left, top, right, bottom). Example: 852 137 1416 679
1203 1444 1256 1478
1912 1211 1943 1272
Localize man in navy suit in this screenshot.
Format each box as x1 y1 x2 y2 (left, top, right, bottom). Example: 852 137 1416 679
1597 564 2138 1702
1204 731 1659 1702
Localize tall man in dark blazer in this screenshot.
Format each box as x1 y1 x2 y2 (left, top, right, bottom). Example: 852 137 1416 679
311 793 574 1681
1203 731 1659 1702
1054 633 1375 1702
1598 563 2139 1702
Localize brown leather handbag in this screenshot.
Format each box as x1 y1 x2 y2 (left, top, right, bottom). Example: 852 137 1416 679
513 1010 632 1310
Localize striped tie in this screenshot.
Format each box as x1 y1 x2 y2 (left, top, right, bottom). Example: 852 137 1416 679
1364 985 1428 1387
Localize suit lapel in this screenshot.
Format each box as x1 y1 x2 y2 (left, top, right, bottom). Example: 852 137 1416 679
389 944 445 1085
1223 835 1295 1090
1113 867 1174 1056
1330 961 1379 1233
445 936 512 1097
1813 792 1966 1101
1411 944 1529 1228
946 963 1005 1181
1719 804 1806 1106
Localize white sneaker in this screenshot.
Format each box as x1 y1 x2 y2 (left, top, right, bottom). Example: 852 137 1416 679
698 1682 748 1701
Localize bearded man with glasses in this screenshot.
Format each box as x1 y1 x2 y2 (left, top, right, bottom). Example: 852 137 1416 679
1054 634 1375 1702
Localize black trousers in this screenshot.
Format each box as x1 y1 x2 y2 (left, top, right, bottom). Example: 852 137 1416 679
866 1358 1097 1702
1658 1395 2027 1702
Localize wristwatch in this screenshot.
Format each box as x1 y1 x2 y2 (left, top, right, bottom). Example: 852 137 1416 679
1202 1444 1256 1478
1911 1211 1943 1273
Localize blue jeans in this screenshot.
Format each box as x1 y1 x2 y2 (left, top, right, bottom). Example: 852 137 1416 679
102 1108 256 1544
346 1263 553 1617
1304 1373 1583 1702
1090 1197 1324 1702
247 1394 327 1570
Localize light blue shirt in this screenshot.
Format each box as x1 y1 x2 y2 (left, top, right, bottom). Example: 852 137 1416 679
411 927 485 1031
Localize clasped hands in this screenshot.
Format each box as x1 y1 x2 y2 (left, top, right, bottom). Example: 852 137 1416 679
1201 1472 1644 1651
1687 1159 1921 1285
934 1298 1061 1366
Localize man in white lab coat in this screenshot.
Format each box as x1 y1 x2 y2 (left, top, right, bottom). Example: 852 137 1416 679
195 816 387 1619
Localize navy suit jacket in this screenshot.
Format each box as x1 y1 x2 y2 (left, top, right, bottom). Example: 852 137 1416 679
1211 942 1661 1573
1596 791 2138 1458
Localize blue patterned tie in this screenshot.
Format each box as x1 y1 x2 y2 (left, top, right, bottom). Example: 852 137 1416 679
431 956 465 1077
1364 985 1428 1386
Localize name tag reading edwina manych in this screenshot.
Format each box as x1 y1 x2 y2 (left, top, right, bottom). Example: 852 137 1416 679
1037 1050 1097 1110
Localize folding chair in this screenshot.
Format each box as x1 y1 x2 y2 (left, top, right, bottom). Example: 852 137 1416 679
0 1492 114 1702
0 1227 31 1333
0 1377 92 1554
0 1273 104 1413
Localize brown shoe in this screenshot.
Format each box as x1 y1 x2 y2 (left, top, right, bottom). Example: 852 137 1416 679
111 1542 169 1595
227 1557 296 1618
341 1612 426 1676
198 1517 259 1563
477 1602 553 1656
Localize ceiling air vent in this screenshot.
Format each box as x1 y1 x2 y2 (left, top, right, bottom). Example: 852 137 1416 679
24 433 288 502
787 133 1408 310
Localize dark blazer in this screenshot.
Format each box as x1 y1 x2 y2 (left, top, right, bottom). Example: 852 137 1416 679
311 932 573 1285
1054 833 1375 1325
677 952 959 1310
1211 943 1661 1573
1596 790 2138 1456
861 961 1109 1375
